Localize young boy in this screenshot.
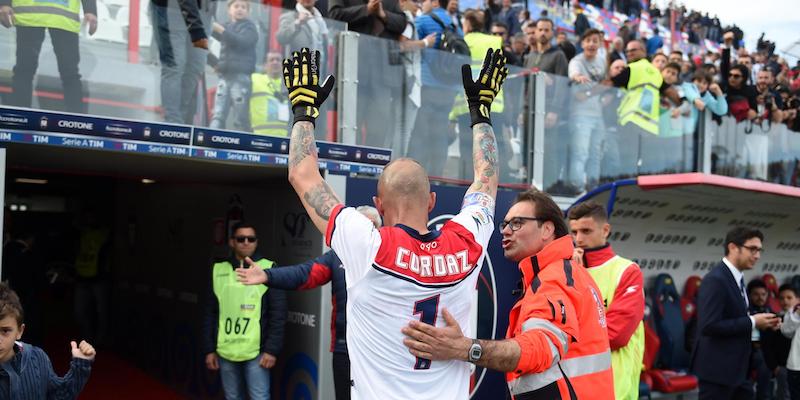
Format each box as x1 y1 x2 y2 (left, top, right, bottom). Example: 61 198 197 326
0 283 95 398
780 284 800 400
209 0 259 131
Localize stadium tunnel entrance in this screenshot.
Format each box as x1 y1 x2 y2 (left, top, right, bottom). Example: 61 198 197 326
1 142 335 399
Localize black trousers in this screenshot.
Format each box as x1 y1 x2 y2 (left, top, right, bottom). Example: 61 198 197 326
332 352 350 400
699 379 755 400
10 26 85 113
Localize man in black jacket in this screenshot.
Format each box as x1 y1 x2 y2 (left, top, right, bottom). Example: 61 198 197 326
202 222 286 400
692 227 780 400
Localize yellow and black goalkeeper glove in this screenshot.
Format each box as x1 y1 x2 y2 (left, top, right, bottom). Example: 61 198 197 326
283 48 335 126
461 48 508 127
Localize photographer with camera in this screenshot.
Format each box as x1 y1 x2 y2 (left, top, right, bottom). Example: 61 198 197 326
755 68 784 125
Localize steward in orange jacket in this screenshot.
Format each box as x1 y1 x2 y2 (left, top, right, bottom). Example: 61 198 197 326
506 235 615 399
401 189 614 400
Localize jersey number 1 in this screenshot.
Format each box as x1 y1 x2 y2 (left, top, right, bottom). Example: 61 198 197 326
412 294 440 370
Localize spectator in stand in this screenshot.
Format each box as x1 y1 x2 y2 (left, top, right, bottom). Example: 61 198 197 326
609 36 626 64
208 0 258 131
738 52 756 84
517 9 532 32
566 28 607 194
601 58 627 180
409 0 462 177
523 17 567 111
524 17 568 192
682 71 728 135
655 62 690 172
748 279 778 400
450 9 507 180
150 0 209 124
755 69 785 124
445 0 461 32
277 0 330 56
483 0 501 35
557 31 576 62
651 52 668 71
491 22 519 65
573 4 590 39
392 0 434 158
646 27 663 56
495 0 519 35
720 32 758 121
669 50 683 65
328 0 407 147
510 33 527 66
680 59 695 83
768 285 798 400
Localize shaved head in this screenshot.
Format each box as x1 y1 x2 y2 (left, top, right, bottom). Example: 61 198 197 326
373 158 436 231
378 158 431 207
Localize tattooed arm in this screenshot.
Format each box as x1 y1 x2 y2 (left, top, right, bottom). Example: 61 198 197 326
287 121 342 234
465 122 499 200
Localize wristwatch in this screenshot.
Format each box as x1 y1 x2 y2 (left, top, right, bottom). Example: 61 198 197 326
468 339 482 363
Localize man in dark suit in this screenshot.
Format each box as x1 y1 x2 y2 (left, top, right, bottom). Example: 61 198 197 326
692 227 781 399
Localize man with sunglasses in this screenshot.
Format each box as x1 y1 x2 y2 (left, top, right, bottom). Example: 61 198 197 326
720 31 758 123
202 222 286 400
692 226 780 399
402 189 614 399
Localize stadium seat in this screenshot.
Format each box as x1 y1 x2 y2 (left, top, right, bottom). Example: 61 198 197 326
762 273 782 313
642 316 698 394
681 275 702 322
651 273 690 369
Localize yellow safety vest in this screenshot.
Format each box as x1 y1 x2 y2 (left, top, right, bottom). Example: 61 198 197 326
450 32 505 120
249 74 290 137
587 255 644 400
617 59 662 135
12 0 82 33
75 227 108 279
212 258 272 362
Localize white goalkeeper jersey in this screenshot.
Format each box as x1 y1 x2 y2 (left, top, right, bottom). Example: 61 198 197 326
325 198 495 400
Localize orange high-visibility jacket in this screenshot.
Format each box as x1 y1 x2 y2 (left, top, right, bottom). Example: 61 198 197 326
506 236 615 400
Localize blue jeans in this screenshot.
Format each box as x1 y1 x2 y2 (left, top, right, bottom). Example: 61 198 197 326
210 74 252 131
568 115 606 189
219 356 271 400
151 1 208 124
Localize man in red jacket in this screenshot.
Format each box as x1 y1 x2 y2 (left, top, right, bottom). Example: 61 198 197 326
569 200 645 400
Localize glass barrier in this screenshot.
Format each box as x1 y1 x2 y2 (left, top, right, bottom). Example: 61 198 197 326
0 1 345 139
538 71 698 196
349 32 528 185
711 115 800 185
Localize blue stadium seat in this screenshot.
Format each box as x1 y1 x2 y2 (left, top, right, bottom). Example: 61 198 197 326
651 273 690 370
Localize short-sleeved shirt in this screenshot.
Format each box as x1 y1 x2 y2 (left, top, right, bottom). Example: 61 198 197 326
325 197 495 400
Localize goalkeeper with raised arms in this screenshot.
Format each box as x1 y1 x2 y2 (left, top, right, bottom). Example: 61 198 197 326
237 48 508 399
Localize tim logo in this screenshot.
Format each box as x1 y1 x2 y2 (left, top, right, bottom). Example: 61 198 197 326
284 212 310 238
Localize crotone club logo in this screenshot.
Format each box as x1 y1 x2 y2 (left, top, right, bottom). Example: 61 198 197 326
427 214 498 398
